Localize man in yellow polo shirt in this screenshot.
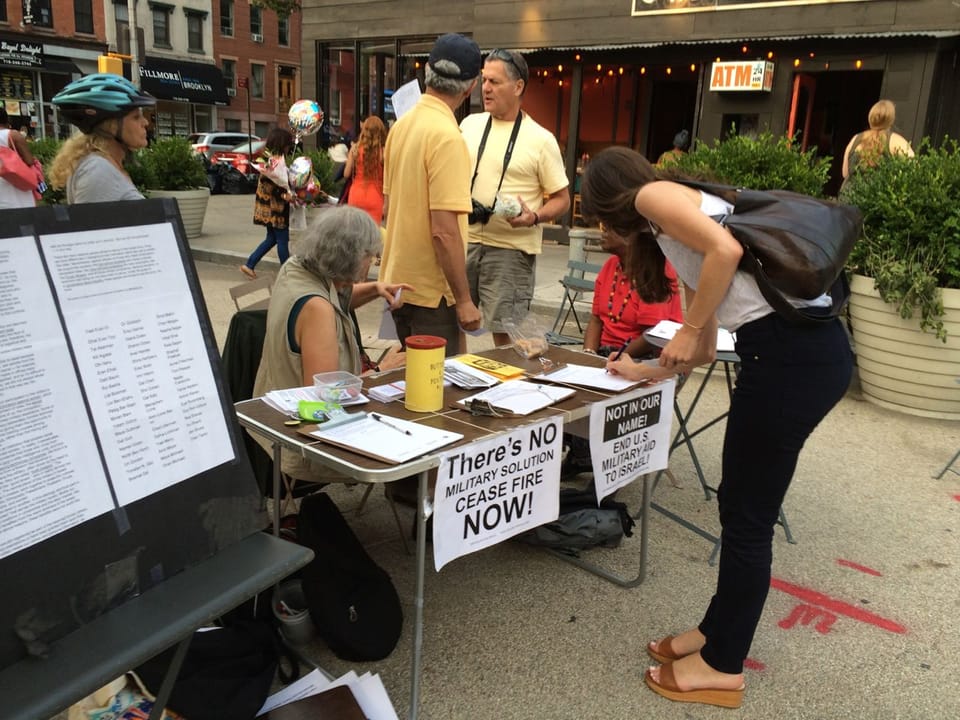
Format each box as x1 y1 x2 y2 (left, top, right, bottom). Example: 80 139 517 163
461 49 571 347
380 33 482 355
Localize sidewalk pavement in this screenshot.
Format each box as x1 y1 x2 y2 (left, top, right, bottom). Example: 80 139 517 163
193 193 580 319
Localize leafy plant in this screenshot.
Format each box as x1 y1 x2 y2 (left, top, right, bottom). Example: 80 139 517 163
663 129 832 197
300 148 344 199
140 137 208 191
841 137 960 341
251 0 300 19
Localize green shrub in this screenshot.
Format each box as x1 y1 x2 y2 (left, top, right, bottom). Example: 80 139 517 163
300 148 343 200
664 130 832 198
841 137 960 340
140 137 207 190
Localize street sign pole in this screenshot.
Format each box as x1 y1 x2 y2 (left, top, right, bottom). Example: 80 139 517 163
238 76 252 155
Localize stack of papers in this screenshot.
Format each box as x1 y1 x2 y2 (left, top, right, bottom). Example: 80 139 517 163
368 380 405 403
444 359 500 389
533 363 642 392
258 668 397 719
456 380 575 416
263 386 367 415
455 353 526 380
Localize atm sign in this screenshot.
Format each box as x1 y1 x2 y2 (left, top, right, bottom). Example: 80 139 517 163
709 61 775 92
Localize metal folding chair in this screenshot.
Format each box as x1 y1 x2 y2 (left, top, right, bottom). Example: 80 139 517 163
546 260 603 345
229 273 275 311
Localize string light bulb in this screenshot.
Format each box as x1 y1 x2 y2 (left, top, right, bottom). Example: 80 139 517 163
596 64 602 72
690 63 696 72
640 66 646 75
575 53 581 61
414 61 420 69
767 51 774 60
618 67 624 75
741 45 749 54
793 58 800 68
666 66 672 75
855 59 863 69
557 64 563 72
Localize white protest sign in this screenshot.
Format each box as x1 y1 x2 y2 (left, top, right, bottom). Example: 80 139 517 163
589 378 676 503
433 416 563 570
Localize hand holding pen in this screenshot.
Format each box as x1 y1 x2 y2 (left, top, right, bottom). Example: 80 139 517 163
605 339 631 374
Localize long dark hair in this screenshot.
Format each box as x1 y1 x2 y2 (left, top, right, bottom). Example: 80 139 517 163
266 127 294 155
580 146 675 304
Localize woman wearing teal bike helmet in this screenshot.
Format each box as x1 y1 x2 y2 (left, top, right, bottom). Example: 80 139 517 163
49 73 155 203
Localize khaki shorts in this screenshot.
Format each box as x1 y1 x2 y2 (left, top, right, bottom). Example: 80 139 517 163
466 244 536 333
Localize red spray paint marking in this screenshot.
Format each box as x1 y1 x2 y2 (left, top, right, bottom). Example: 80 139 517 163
836 559 882 576
770 577 906 635
743 658 766 672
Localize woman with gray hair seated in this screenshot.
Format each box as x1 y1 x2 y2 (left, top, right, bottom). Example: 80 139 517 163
253 206 412 483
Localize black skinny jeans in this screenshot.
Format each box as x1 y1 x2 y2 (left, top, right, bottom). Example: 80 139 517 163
698 311 853 674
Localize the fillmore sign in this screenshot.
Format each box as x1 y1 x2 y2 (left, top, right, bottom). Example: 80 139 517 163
632 0 869 15
0 39 43 69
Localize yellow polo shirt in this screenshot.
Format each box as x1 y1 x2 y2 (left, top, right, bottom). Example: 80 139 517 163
380 93 472 308
460 111 569 255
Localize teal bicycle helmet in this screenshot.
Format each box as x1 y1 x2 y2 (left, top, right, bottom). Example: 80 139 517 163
52 73 156 134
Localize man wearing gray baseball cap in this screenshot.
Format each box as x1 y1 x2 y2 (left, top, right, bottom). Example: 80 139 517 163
379 34 483 354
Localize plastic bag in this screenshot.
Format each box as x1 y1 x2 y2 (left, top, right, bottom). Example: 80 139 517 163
503 317 549 359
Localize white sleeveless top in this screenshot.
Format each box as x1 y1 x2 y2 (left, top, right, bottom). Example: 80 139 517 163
656 191 831 331
0 129 36 209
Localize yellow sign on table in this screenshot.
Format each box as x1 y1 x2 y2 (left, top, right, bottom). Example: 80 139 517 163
455 353 526 380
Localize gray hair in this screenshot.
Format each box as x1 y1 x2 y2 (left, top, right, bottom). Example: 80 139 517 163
299 206 381 283
425 65 475 96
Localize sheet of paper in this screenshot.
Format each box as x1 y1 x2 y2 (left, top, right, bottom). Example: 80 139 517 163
456 380 575 416
39 223 234 507
646 319 736 353
306 412 463 463
390 78 421 120
257 668 333 715
258 668 398 720
0 236 115 560
444 358 500 389
535 363 640 392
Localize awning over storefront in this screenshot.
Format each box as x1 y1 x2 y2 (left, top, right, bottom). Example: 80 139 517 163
42 58 81 75
139 56 228 106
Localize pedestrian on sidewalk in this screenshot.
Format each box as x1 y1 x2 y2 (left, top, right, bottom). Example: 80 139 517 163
343 116 387 224
0 108 38 209
240 127 294 279
582 146 852 710
48 74 155 204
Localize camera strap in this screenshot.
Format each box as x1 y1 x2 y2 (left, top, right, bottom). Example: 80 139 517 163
469 112 524 202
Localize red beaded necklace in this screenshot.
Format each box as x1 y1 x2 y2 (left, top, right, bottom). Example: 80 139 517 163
607 262 633 323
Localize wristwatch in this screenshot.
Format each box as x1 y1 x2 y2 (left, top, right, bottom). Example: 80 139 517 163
532 212 540 227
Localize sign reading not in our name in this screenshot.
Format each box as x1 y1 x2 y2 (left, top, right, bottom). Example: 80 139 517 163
589 379 676 503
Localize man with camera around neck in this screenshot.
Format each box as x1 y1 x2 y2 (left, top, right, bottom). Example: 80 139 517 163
379 33 483 354
460 49 570 347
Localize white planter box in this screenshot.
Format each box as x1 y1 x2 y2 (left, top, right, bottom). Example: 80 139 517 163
849 273 960 419
149 187 211 239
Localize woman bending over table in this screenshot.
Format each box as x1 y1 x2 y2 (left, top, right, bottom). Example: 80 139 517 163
580 147 852 710
253 206 412 482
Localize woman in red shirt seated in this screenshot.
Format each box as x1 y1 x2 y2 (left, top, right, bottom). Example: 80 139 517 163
581 222 683 358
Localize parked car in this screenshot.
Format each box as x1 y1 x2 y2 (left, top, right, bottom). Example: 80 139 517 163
188 131 259 160
209 139 268 194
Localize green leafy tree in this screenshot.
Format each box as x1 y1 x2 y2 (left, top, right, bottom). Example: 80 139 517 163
140 137 207 191
30 136 64 205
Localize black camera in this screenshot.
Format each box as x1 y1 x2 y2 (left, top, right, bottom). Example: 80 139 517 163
468 199 493 225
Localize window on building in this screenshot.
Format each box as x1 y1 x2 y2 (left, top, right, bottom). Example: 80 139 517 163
220 0 233 36
0 3 7 22
250 6 262 37
251 63 265 99
222 59 236 93
278 16 289 46
224 118 242 132
278 68 295 113
184 9 206 52
74 0 94 33
25 0 54 27
150 3 172 47
254 121 270 138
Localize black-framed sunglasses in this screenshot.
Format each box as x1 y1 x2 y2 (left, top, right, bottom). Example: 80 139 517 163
487 49 528 83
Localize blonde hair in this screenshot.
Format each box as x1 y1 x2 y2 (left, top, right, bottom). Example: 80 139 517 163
49 120 121 190
859 99 896 159
357 116 386 179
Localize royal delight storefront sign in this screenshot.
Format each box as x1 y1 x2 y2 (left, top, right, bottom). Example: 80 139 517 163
709 60 775 92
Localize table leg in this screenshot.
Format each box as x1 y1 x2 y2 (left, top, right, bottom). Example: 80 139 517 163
272 441 282 538
408 468 429 720
147 634 193 720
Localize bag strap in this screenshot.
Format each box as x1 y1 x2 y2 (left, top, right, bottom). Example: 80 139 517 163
469 112 524 200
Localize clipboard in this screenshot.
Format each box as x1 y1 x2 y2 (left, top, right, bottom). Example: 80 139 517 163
530 363 645 392
298 412 463 464
455 380 575 417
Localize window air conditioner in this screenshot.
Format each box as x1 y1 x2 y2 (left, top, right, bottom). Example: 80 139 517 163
226 87 237 97
251 33 263 43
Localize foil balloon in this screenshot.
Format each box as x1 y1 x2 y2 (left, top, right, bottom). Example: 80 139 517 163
288 99 324 142
288 156 313 190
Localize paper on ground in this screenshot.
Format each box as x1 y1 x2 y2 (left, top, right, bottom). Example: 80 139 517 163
257 668 398 719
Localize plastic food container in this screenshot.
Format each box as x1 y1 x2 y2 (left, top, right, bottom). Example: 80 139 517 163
313 371 363 402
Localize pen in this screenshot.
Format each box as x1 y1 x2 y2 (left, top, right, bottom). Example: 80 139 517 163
370 412 413 435
606 339 631 373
